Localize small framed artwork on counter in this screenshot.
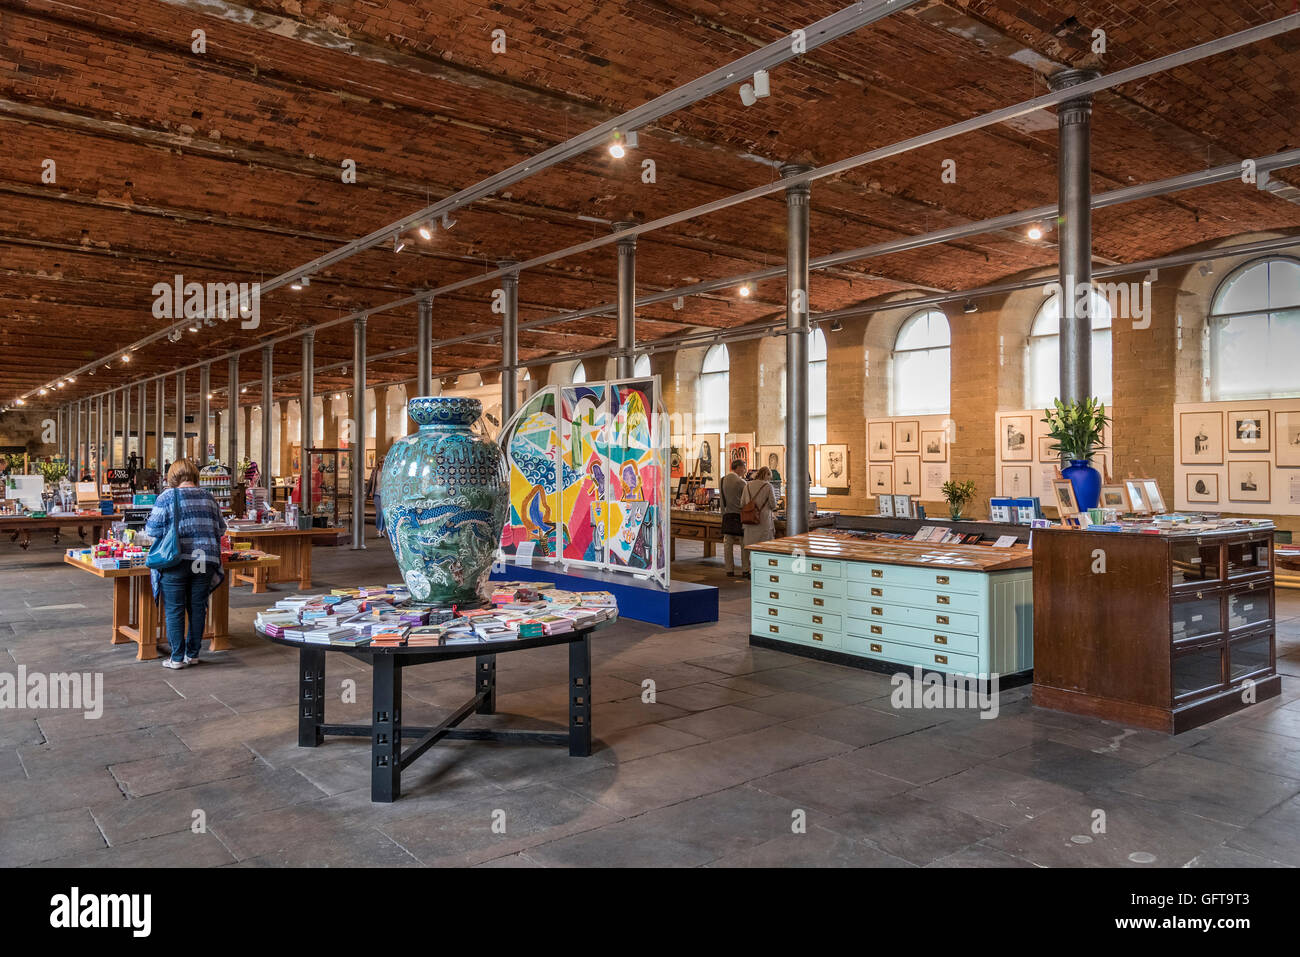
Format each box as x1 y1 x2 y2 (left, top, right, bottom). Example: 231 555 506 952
1179 411 1223 465
1125 479 1151 515
1099 485 1129 511
1227 460 1271 503
1141 479 1167 514
1051 479 1079 517
1185 473 1219 504
1227 410 1270 452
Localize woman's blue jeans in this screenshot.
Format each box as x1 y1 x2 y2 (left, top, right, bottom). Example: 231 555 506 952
160 568 212 662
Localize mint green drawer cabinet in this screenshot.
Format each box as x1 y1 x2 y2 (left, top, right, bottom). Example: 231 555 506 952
752 615 842 650
845 598 982 636
845 563 981 594
842 632 980 674
759 586 841 614
752 568 843 597
844 579 983 615
844 615 982 656
753 552 843 579
754 604 842 634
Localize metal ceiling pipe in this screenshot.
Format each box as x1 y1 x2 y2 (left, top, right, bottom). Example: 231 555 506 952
176 370 187 463
416 298 433 398
261 346 273 489
227 357 239 470
198 363 211 464
300 332 315 518
783 165 813 535
153 379 163 472
498 261 520 424
351 318 367 550
614 223 638 379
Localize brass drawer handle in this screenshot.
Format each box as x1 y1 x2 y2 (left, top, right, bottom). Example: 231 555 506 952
871 587 883 596
934 635 947 645
871 569 883 578
813 598 824 607
768 558 777 566
769 591 779 599
768 608 777 616
813 581 823 590
870 625 882 635
811 563 822 572
937 595 950 605
936 575 949 585
871 607 883 616
870 643 882 653
771 575 779 582
769 624 779 633
937 614 949 625
812 633 823 642
812 615 823 625
935 654 948 665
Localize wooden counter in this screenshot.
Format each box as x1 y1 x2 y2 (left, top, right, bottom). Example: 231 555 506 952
224 525 338 592
670 509 837 561
1 513 122 549
64 553 280 660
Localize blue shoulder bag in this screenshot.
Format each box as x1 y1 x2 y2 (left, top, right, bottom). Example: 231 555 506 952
145 492 185 570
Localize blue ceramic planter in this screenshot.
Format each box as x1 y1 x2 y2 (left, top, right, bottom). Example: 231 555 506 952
379 396 509 605
1062 458 1102 512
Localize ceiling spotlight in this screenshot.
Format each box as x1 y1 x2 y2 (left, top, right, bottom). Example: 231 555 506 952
740 69 771 106
738 283 752 298
673 296 684 311
608 131 627 159
189 325 200 333
394 236 406 253
15 398 24 406
67 376 75 382
1198 262 1214 277
39 388 48 396
830 318 844 332
56 381 65 388
121 354 130 362
1026 225 1044 241
240 387 247 394
207 393 213 400
418 222 433 241
290 279 303 290
963 300 978 314
441 213 457 230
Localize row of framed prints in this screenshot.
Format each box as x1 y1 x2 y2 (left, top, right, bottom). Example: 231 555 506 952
1178 409 1300 467
867 419 949 461
865 415 954 500
673 434 853 491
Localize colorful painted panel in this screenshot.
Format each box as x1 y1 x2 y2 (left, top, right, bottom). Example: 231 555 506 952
559 385 609 564
607 379 662 570
500 388 558 558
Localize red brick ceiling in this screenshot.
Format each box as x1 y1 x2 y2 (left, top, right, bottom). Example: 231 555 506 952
1 0 1298 411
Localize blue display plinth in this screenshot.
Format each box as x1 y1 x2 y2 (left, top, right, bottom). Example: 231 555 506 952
490 560 718 628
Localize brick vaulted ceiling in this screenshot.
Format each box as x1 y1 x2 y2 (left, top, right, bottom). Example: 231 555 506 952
1 0 1298 413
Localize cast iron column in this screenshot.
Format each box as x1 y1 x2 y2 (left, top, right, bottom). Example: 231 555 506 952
198 363 210 464
782 163 813 535
613 222 638 379
261 345 273 489
95 393 104 485
301 331 315 518
137 383 145 470
1050 68 1100 404
123 387 131 461
351 317 367 549
416 298 433 398
176 370 187 462
226 357 239 471
153 378 164 470
107 388 117 469
499 260 519 424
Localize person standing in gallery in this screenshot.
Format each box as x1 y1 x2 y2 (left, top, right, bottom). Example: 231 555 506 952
741 466 777 568
142 459 227 669
720 458 748 577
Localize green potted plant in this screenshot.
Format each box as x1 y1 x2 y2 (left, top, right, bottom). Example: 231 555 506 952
1042 397 1109 511
941 479 977 521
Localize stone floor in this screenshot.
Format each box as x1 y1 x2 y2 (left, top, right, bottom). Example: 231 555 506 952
2 527 1299 868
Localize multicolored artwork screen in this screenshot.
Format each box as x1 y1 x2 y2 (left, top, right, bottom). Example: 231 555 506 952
498 376 669 584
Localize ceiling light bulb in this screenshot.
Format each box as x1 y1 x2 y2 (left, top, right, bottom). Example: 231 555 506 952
290 281 303 290
418 223 433 241
608 131 626 159
189 325 199 333
394 236 406 253
1027 225 1044 241
740 83 757 107
240 387 247 394
39 388 48 396
963 300 978 314
15 398 24 405
830 318 844 332
121 354 130 362
57 381 65 388
738 284 752 298
207 393 213 399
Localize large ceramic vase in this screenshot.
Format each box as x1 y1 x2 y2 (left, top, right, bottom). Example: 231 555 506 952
1062 458 1102 512
379 396 509 606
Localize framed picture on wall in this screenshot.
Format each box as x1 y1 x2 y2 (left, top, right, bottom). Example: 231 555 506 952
689 433 721 483
921 429 947 462
725 432 755 470
1179 411 1223 465
820 444 850 490
756 445 785 480
923 464 948 498
1227 460 1271 503
894 455 921 496
1099 484 1130 511
1185 473 1219 504
1274 412 1300 467
868 464 893 497
894 420 920 453
868 421 893 461
1037 435 1058 463
1051 480 1079 517
1002 465 1032 498
1000 414 1033 461
365 449 376 470
1227 410 1270 452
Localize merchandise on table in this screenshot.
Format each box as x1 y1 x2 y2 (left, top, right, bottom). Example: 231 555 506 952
253 581 618 648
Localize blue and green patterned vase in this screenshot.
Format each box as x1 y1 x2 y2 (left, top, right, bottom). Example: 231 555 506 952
379 396 509 606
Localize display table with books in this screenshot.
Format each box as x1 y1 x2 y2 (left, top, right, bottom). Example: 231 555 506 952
253 582 620 803
63 550 281 660
223 523 339 592
2 512 122 550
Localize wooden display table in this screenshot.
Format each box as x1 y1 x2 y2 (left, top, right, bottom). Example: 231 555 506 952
224 525 337 592
64 553 280 660
670 509 837 561
1276 545 1300 590
1 513 121 550
747 531 1034 684
1032 525 1278 733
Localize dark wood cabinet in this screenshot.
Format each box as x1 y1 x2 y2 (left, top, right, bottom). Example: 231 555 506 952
1031 526 1278 733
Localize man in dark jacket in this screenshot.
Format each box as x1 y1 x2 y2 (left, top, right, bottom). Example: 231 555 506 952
720 459 748 577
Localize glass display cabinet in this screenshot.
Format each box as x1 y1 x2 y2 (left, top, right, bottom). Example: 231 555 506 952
304 448 352 528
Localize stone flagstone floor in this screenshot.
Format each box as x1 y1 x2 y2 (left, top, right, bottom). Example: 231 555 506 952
1 527 1298 867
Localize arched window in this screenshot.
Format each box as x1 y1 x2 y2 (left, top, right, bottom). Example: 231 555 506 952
571 361 587 385
1210 258 1300 400
696 343 729 435
809 327 828 444
633 354 652 378
891 309 951 415
1026 290 1113 408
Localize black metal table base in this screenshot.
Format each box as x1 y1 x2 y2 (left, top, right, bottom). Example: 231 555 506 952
295 634 593 802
